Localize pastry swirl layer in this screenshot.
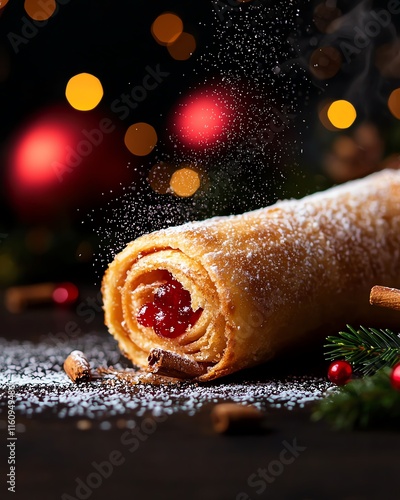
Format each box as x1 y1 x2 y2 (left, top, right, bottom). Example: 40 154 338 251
102 169 400 380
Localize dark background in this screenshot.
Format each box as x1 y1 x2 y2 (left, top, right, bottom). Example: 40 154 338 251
1 2 400 499
0 0 399 289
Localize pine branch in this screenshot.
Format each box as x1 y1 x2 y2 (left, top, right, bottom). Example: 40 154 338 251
324 325 400 376
311 368 400 430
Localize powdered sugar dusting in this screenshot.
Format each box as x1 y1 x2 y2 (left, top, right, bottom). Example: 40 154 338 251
0 333 331 421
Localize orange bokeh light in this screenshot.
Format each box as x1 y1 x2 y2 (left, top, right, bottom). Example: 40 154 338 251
388 88 400 119
124 122 158 156
65 73 104 111
24 0 56 21
170 167 201 197
151 12 183 45
167 32 196 61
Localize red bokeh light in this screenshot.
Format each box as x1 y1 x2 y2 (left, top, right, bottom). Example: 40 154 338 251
5 105 133 221
172 89 235 149
52 282 79 306
13 124 74 188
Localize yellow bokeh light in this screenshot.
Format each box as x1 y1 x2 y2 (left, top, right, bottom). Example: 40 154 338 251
327 100 357 129
151 13 183 46
388 88 400 119
170 167 201 197
167 32 196 61
24 0 56 21
124 123 157 156
65 73 104 111
148 162 175 194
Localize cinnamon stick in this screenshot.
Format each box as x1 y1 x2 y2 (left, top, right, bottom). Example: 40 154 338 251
148 348 208 379
369 286 400 312
64 350 92 383
211 403 265 434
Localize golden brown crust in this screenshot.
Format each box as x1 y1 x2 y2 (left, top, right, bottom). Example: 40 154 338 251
102 169 400 381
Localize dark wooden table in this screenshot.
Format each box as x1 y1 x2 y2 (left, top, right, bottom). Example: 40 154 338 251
0 288 398 500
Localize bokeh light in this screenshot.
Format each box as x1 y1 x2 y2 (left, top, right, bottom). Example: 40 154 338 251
327 100 357 129
172 89 234 148
124 122 157 156
65 73 104 111
148 162 175 194
388 88 400 119
375 41 400 79
6 105 133 221
309 46 341 80
167 32 196 60
52 282 79 305
170 167 201 197
12 124 74 187
24 0 56 21
313 2 342 33
318 100 339 131
0 0 10 14
151 13 183 45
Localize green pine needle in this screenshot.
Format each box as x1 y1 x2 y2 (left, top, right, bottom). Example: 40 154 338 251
324 325 400 376
312 368 400 430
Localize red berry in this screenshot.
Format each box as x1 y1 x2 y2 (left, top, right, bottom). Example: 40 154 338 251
154 278 191 310
136 272 203 338
137 302 158 328
390 362 400 391
153 309 187 338
327 360 352 386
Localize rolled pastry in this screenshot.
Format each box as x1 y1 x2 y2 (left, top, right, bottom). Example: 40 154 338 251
102 169 400 381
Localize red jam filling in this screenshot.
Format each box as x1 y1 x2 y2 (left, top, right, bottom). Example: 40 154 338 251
137 273 203 338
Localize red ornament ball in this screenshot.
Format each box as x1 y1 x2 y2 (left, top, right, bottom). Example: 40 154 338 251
390 362 400 391
327 360 352 386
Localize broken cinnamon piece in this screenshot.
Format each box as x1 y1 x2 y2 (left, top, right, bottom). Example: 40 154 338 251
369 285 400 312
148 348 208 379
64 350 92 383
211 403 265 434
